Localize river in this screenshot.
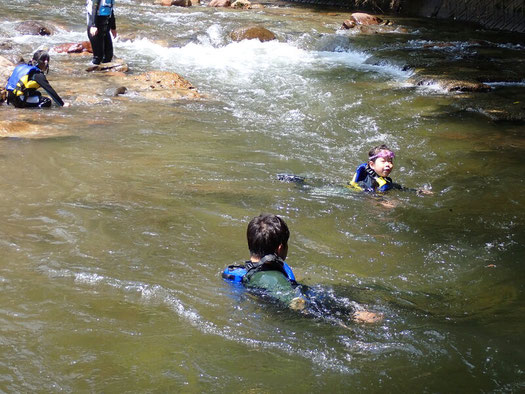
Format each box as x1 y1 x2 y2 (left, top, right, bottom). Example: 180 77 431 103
1 0 524 391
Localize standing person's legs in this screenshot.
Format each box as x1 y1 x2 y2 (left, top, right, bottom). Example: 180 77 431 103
102 28 113 63
87 26 104 65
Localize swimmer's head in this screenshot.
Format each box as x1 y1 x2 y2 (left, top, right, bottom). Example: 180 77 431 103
247 214 289 260
368 144 395 178
32 50 50 73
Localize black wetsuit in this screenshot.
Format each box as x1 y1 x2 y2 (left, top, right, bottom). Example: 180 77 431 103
7 67 64 108
87 0 116 64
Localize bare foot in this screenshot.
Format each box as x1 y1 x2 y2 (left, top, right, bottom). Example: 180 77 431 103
352 310 383 324
289 297 306 311
378 199 397 209
417 189 434 196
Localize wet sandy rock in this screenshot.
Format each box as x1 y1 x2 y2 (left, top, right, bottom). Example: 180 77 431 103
341 12 392 29
14 20 54 35
121 71 201 100
230 26 276 42
86 59 129 73
53 41 92 54
208 0 231 7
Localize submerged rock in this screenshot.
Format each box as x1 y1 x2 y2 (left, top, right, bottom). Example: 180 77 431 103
14 21 54 36
230 26 276 42
121 71 201 100
0 120 71 139
86 59 129 73
410 76 491 93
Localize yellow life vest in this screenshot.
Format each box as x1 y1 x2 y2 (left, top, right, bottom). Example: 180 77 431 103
13 74 41 96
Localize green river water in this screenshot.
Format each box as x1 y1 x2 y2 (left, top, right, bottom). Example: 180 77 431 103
1 0 524 392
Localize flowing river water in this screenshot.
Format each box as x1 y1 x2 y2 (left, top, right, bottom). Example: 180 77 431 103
1 0 525 391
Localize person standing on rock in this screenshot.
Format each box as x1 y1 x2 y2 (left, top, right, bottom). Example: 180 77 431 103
86 0 117 65
5 50 65 108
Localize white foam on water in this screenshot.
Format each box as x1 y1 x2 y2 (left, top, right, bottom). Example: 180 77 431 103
117 35 411 95
486 81 525 87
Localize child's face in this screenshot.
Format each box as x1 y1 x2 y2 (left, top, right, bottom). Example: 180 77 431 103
369 152 394 177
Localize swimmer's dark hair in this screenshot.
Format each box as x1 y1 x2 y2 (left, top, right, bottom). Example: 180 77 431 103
247 214 289 258
368 144 391 162
31 50 50 72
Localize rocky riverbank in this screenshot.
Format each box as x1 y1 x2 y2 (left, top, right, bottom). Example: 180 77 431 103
1 9 525 139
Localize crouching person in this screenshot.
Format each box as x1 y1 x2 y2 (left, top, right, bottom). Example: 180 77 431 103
5 50 65 108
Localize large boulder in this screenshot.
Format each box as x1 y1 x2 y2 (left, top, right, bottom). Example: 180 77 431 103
0 56 15 104
230 26 276 42
14 20 54 35
208 0 230 7
341 13 392 29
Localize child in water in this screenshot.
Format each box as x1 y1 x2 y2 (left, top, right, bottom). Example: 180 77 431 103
5 50 66 108
348 144 432 195
222 214 382 324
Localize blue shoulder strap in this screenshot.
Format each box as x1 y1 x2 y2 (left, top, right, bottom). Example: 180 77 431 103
282 262 296 282
354 163 368 183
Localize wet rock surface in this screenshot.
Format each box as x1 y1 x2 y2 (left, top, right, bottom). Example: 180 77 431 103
53 41 92 54
14 21 54 36
352 30 525 123
230 26 276 42
121 71 201 100
86 59 130 73
208 0 231 7
341 12 393 30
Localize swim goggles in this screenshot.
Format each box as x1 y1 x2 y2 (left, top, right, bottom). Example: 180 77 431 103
369 150 395 161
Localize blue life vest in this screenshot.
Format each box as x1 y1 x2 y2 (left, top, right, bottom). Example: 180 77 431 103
348 163 393 193
6 64 40 93
222 256 296 284
98 0 114 17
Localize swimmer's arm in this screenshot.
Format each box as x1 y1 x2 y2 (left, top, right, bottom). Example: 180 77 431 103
33 73 64 106
395 183 434 196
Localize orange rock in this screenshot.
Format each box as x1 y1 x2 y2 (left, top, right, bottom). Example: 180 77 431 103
230 26 276 42
341 12 391 29
53 41 92 54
